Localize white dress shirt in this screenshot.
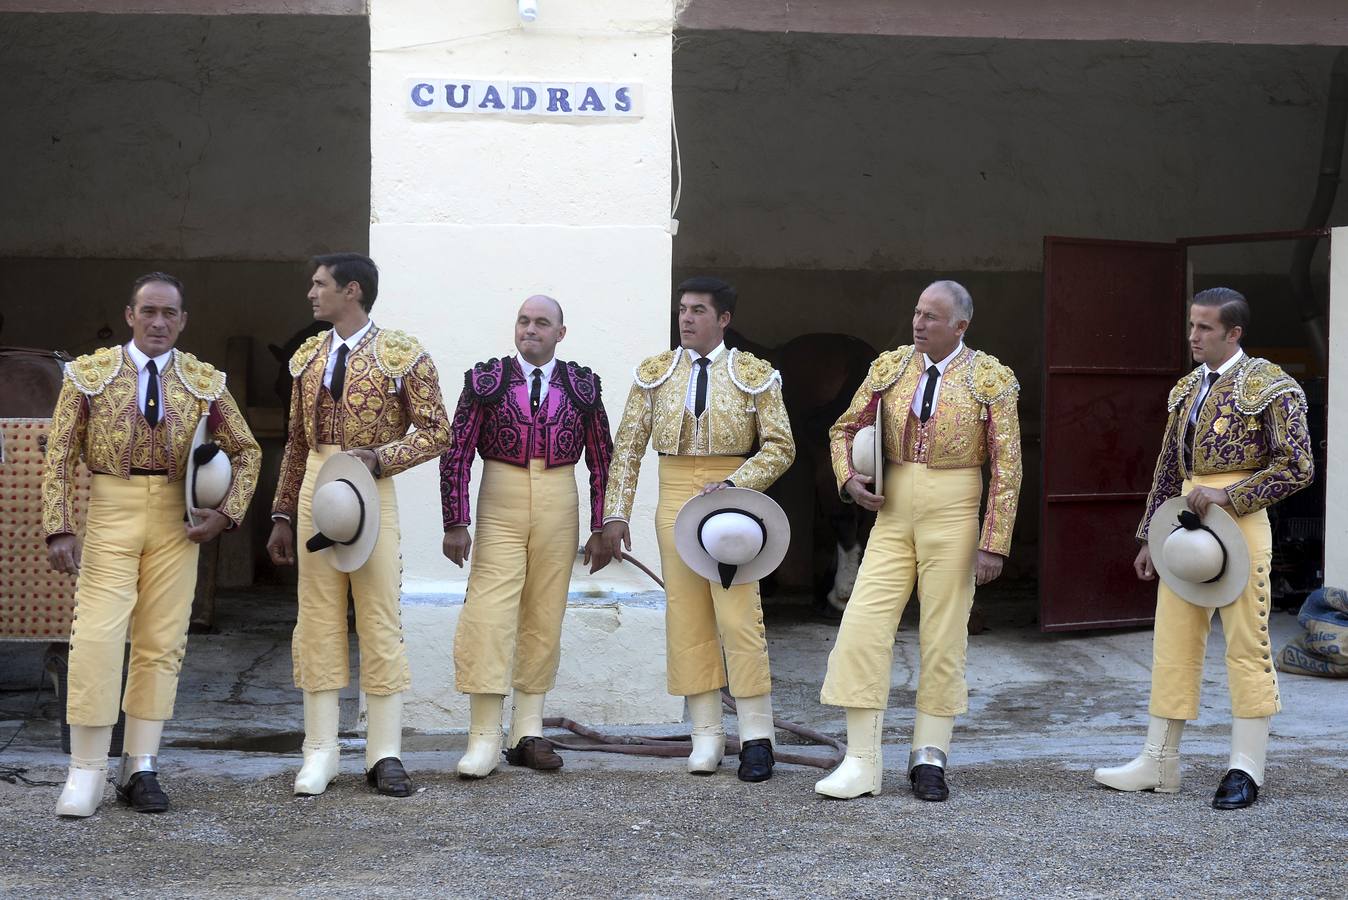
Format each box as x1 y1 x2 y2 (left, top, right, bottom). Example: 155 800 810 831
323 319 373 390
1189 349 1244 424
910 342 965 418
125 342 173 418
684 342 725 414
521 356 556 407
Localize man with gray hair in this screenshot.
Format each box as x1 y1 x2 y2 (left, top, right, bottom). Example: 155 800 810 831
439 295 614 778
815 280 1022 801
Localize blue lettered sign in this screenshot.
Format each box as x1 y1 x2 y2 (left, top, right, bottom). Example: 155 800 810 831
405 79 644 119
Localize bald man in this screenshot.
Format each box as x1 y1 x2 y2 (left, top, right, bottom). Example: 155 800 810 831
439 295 614 778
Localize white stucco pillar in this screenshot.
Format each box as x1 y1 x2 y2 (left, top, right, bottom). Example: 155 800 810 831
370 0 673 597
367 1 678 726
1326 226 1347 588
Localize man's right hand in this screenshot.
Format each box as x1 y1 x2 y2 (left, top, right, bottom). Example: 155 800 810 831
267 520 296 567
844 474 885 512
600 520 632 562
48 534 81 576
1134 544 1156 581
443 526 472 568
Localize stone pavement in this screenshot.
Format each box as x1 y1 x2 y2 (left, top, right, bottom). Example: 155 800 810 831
1 585 1345 897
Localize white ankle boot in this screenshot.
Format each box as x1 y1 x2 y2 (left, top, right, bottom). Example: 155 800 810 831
507 690 546 749
1094 715 1184 793
686 690 725 774
1229 716 1270 785
55 725 113 818
735 692 776 746
458 693 504 779
294 690 341 796
815 707 884 799
364 692 404 771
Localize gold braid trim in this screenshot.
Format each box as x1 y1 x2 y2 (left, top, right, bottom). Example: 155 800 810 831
373 328 427 379
288 331 328 377
868 346 917 392
1234 357 1305 416
633 349 680 389
173 350 227 401
727 348 781 395
967 351 1020 405
1167 368 1203 413
63 346 124 397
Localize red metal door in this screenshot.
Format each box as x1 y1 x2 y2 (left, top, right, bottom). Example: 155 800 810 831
1040 237 1187 631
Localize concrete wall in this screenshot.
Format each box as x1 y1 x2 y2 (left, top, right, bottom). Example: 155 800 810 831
1328 227 1348 588
369 0 674 596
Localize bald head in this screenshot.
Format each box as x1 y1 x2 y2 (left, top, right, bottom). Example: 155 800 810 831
515 294 567 366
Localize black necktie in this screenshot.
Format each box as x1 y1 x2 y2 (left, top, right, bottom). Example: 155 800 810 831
1184 371 1221 469
330 343 349 399
530 368 543 414
919 365 940 423
693 358 711 417
144 359 160 427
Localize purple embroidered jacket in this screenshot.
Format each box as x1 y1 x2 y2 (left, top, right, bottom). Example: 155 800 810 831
439 356 614 532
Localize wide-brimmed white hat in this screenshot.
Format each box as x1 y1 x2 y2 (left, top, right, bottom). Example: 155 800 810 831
185 418 232 527
851 399 884 499
1147 497 1250 608
305 452 380 573
674 488 791 589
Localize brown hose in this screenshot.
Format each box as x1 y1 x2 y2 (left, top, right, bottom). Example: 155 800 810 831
550 549 848 770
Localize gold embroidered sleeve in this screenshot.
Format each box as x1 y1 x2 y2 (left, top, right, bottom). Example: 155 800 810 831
979 388 1023 556
209 389 261 527
603 383 654 522
828 377 879 498
1226 391 1314 516
1135 409 1185 542
271 376 310 520
42 379 88 538
727 381 795 492
374 353 452 478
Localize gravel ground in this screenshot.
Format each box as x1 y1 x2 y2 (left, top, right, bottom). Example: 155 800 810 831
2 754 1345 898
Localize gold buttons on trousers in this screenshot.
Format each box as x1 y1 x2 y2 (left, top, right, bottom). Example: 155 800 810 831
1260 625 1268 632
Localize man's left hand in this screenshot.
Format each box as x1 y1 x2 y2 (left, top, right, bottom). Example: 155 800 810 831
583 532 613 574
348 448 379 475
1185 485 1232 518
186 508 230 544
975 550 1004 586
698 480 731 496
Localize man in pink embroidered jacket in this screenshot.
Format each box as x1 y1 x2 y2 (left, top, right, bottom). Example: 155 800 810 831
438 295 615 777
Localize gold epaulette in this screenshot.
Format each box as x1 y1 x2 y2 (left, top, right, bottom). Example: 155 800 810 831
727 348 780 395
967 351 1019 404
1234 357 1305 416
633 350 679 389
1167 368 1203 413
373 328 427 378
174 350 227 401
63 346 124 397
289 331 329 377
868 346 916 392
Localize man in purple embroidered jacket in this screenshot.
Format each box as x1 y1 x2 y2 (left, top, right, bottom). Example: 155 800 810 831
439 295 615 778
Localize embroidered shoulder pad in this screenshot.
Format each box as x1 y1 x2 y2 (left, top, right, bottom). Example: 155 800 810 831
289 331 329 377
633 350 679 389
1167 368 1203 413
174 350 227 401
1234 357 1305 416
727 349 781 395
64 346 124 397
373 329 427 378
559 360 603 410
463 358 510 404
868 346 916 392
967 351 1019 405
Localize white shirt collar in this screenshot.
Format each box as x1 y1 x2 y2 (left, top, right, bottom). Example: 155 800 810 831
125 341 173 374
923 342 964 374
686 342 725 364
521 356 556 381
331 319 373 351
1205 349 1243 378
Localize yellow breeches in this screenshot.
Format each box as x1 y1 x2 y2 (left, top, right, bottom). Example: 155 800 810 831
655 455 772 698
454 459 580 694
293 445 409 695
66 474 200 726
1149 472 1279 720
821 461 982 715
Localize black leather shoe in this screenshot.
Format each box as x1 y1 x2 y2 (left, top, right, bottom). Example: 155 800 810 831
505 736 564 770
910 764 949 802
117 771 170 813
737 739 774 782
1212 769 1259 809
366 757 415 797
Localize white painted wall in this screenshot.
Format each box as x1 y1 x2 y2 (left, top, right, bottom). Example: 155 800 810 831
1327 227 1347 589
369 0 674 596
